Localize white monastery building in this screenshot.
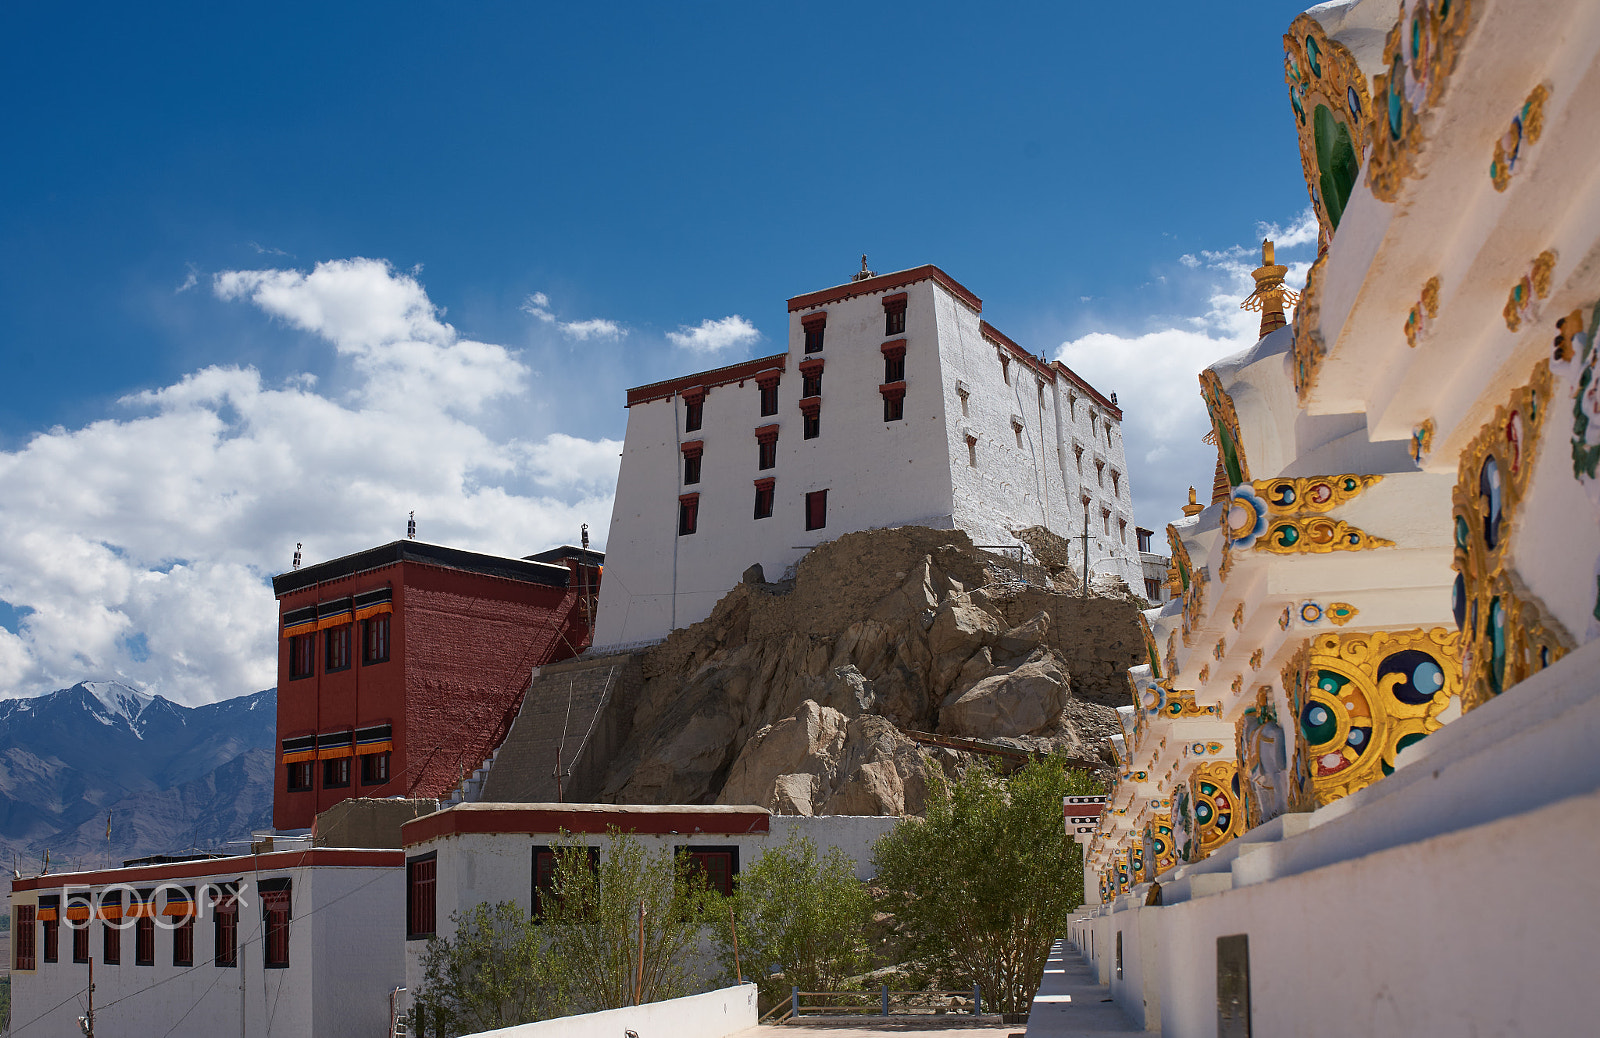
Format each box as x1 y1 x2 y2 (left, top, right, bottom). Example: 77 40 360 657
595 263 1143 647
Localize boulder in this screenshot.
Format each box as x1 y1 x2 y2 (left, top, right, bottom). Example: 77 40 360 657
715 700 847 808
938 651 1070 738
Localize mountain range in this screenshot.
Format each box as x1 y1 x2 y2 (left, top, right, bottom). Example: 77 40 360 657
0 682 276 878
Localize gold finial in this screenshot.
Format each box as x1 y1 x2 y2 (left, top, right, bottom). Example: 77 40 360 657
1241 238 1299 338
1182 486 1205 517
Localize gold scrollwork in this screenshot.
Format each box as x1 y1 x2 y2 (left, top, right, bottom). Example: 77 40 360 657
1504 250 1558 332
1367 0 1477 202
1160 688 1220 719
1200 369 1249 487
1256 474 1383 515
1410 418 1436 465
1292 254 1327 401
1144 813 1176 879
1257 516 1396 554
1283 14 1374 246
1290 629 1461 805
1491 84 1549 192
1191 760 1240 859
1405 276 1441 347
1452 358 1574 710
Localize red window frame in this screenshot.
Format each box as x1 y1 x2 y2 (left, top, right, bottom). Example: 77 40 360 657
532 845 599 921
14 904 35 970
801 313 826 354
755 424 778 470
675 845 739 897
72 910 90 963
214 895 238 967
361 615 390 664
407 854 437 939
882 339 907 383
758 375 780 416
880 381 906 423
325 624 351 673
800 399 821 440
799 358 823 398
683 389 705 432
883 293 907 336
43 908 58 964
262 888 291 968
173 915 194 967
805 490 827 531
288 633 316 680
103 920 120 965
754 478 775 520
135 913 155 965
678 493 699 536
361 751 391 785
681 440 703 486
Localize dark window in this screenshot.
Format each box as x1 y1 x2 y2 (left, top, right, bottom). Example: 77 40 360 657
802 369 822 397
802 317 825 354
173 916 194 967
805 490 827 531
678 494 699 536
135 914 155 966
103 921 120 965
262 887 291 968
407 855 437 939
361 616 390 664
532 846 599 921
759 382 778 416
215 895 238 967
42 907 58 964
884 297 907 336
675 846 739 897
999 352 1011 384
361 752 391 785
14 905 34 970
803 412 820 440
884 394 904 422
1145 578 1163 601
72 909 90 963
758 440 776 469
1138 529 1153 553
323 757 351 789
288 633 316 679
684 454 701 485
885 354 905 383
754 481 774 520
684 397 703 432
287 761 314 792
325 624 351 672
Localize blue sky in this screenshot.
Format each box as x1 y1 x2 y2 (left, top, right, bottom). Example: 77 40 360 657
0 1 1321 702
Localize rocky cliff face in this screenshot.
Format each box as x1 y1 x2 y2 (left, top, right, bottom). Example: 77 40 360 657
597 527 1142 815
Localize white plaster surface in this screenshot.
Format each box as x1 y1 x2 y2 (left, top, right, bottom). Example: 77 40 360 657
463 983 757 1038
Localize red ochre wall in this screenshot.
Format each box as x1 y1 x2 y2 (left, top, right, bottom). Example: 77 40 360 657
273 559 593 831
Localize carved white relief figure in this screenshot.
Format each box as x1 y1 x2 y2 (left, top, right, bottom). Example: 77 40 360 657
1245 711 1290 826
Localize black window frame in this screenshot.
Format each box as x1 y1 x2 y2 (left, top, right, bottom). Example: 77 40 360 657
324 623 352 673
684 397 703 432
754 482 774 520
884 394 904 422
361 615 390 665
683 453 702 485
884 300 907 336
759 381 778 416
802 316 826 354
678 494 699 536
323 756 352 789
803 412 820 439
40 897 58 964
361 751 391 785
286 761 314 792
758 439 777 470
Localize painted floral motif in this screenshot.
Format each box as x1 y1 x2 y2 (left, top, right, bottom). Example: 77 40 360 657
1249 648 1263 670
1405 275 1441 347
1213 639 1227 661
1231 675 1243 695
1299 601 1324 626
1258 474 1383 514
1410 418 1436 465
1327 602 1359 626
1289 629 1459 804
1226 483 1270 551
1192 761 1241 859
1504 249 1557 332
1259 516 1396 555
1163 688 1221 719
1491 84 1549 192
1144 814 1176 878
1197 664 1210 685
1367 0 1477 202
1453 359 1575 708
1278 606 1292 632
1231 603 1245 630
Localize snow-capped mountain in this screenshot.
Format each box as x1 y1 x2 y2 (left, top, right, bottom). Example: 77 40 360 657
0 682 276 874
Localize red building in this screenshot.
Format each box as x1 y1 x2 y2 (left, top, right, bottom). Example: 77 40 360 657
271 540 602 831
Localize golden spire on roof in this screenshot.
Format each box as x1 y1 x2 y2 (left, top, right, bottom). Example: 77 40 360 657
1182 486 1205 517
1241 239 1300 338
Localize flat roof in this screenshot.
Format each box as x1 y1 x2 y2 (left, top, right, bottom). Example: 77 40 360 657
402 802 772 846
272 540 572 597
13 847 403 891
525 545 606 567
980 321 1123 421
786 264 983 314
625 353 787 409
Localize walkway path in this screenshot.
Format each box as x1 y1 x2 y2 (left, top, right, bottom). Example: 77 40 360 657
1020 940 1142 1037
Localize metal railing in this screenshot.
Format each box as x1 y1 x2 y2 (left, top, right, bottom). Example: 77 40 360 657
783 985 982 1020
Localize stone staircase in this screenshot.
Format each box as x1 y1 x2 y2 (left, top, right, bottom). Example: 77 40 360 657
445 649 645 806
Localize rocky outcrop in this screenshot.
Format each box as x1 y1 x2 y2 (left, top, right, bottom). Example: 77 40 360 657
597 527 1142 814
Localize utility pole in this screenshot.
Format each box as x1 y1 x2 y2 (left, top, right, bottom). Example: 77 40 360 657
1079 512 1091 598
81 956 94 1037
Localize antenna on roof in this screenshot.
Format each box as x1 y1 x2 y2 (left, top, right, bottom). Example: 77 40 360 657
407 512 417 540
852 254 877 282
292 543 302 570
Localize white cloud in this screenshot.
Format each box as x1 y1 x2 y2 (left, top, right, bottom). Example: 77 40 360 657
521 292 625 340
175 265 199 293
1055 221 1313 533
0 260 619 705
667 315 760 354
1255 208 1320 250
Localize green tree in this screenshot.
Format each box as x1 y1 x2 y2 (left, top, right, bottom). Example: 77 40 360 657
710 830 873 1011
410 901 566 1037
542 829 719 1012
873 754 1099 1014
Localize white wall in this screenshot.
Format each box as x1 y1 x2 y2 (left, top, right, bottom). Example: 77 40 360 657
9 858 403 1038
464 983 757 1038
595 270 1145 647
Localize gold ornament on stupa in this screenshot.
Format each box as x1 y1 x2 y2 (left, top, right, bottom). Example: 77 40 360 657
1241 240 1300 337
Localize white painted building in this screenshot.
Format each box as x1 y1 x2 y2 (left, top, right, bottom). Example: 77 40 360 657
9 848 404 1038
399 802 898 996
595 264 1142 647
1135 526 1172 605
